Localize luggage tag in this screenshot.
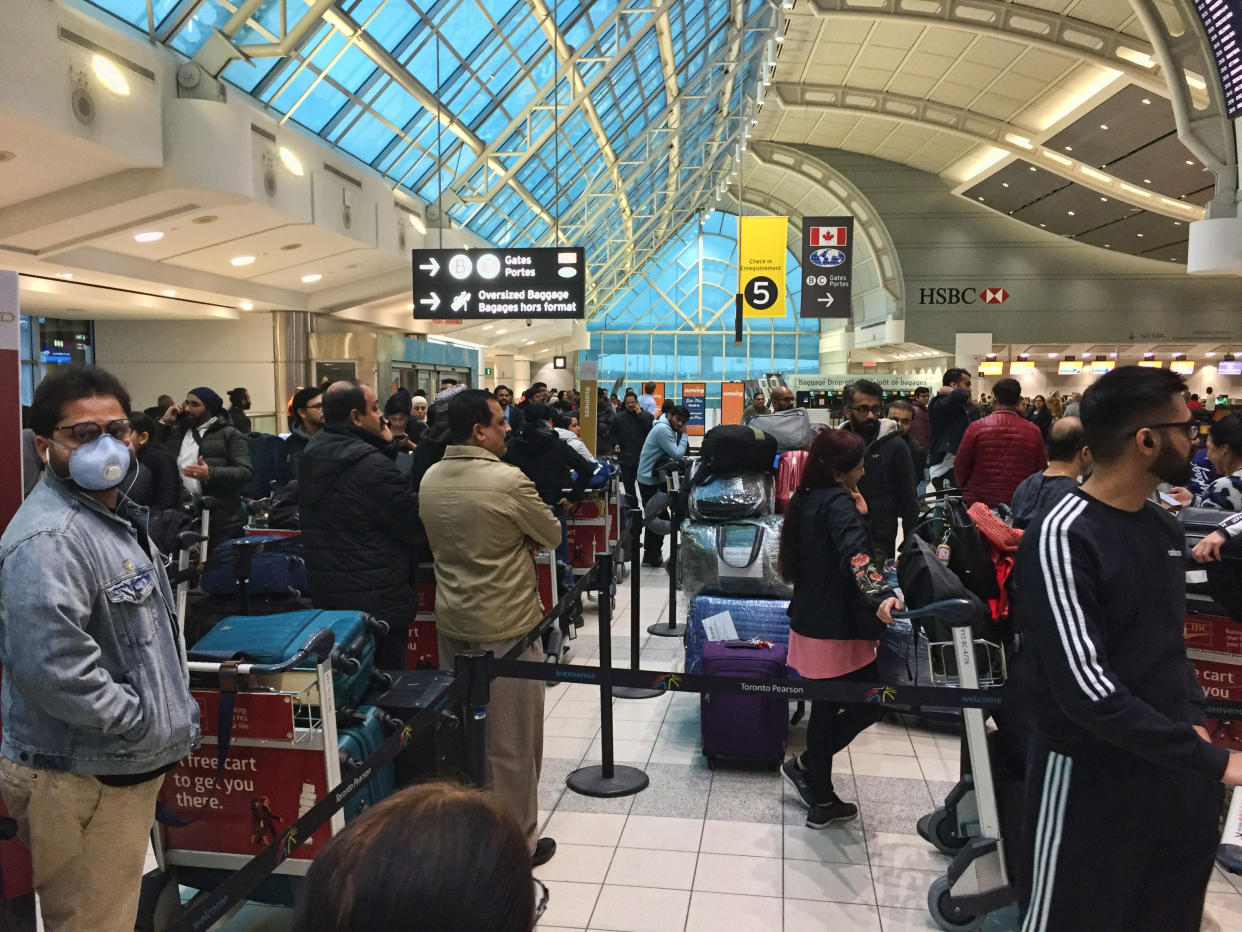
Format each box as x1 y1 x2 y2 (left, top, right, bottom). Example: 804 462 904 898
935 530 952 564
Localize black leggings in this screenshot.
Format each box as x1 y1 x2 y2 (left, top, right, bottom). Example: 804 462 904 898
802 660 884 802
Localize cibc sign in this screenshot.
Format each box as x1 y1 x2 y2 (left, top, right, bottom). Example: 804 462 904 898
918 287 1010 305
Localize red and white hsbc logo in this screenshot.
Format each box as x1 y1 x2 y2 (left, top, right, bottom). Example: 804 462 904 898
809 226 847 247
918 287 1011 305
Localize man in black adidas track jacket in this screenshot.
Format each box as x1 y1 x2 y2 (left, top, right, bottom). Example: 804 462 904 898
1012 366 1241 932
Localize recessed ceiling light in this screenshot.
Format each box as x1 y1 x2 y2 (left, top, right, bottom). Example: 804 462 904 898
1039 223 1046 228
231 256 256 267
300 273 322 283
1136 233 1144 237
1048 353 1057 358
1143 178 1152 184
1186 160 1194 165
192 215 218 224
1207 352 1216 358
1174 221 1182 226
162 289 176 297
1064 146 1072 152
496 328 507 335
1029 166 1037 172
92 55 129 96
774 34 784 42
278 147 304 176
1110 352 1117 358
134 231 164 243
482 325 494 330
55 273 73 280
1142 98 1151 104
1099 197 1107 202
1067 210 1075 216
524 340 535 345
1099 124 1109 130
977 196 984 202
239 300 254 311
1001 182 1009 188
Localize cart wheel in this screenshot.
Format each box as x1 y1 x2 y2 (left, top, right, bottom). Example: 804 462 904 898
927 875 983 931
921 807 967 855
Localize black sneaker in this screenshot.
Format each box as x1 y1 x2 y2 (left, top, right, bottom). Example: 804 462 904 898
782 757 817 810
805 798 858 829
641 555 664 568
532 836 557 866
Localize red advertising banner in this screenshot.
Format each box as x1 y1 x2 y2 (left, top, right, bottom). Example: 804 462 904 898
721 381 745 425
192 691 296 742
651 382 665 411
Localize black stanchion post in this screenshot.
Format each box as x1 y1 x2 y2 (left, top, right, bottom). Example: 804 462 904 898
649 510 685 637
614 508 661 699
567 553 649 797
455 650 491 789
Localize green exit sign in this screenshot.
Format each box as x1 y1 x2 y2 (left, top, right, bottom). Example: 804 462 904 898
484 367 494 376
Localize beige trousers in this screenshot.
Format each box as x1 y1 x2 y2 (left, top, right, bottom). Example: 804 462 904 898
438 632 544 851
0 755 163 932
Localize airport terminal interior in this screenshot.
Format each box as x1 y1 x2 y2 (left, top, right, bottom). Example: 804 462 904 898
5 0 1242 929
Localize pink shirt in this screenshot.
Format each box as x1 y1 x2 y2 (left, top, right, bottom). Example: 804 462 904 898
787 631 877 680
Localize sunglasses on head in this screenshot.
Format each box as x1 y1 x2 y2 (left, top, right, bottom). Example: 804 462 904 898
54 419 133 444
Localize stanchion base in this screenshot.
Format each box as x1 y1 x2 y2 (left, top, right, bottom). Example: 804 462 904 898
566 764 649 798
612 685 664 700
647 621 686 638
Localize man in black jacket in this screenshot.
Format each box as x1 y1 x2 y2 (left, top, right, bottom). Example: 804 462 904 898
1012 366 1242 930
840 379 917 562
595 386 618 456
613 394 653 499
885 399 927 479
927 367 978 491
504 403 594 555
157 386 252 548
297 381 419 668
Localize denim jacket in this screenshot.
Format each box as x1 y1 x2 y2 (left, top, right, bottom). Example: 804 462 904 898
0 471 200 773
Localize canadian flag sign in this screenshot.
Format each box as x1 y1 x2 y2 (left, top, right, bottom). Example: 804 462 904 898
809 226 848 247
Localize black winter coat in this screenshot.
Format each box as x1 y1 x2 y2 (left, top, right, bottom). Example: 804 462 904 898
504 423 594 508
297 425 419 624
157 415 253 528
843 420 918 560
613 408 653 465
928 388 978 465
125 444 182 511
596 401 618 456
786 485 895 642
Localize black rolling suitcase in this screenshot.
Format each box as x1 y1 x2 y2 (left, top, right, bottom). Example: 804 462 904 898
364 671 470 787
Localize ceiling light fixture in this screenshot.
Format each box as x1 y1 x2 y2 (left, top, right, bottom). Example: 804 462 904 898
300 273 322 283
239 300 254 311
1048 353 1057 358
134 231 164 243
55 273 73 280
1141 98 1151 104
92 55 129 96
496 328 507 335
1207 352 1216 358
1099 123 1109 130
162 289 176 297
231 256 256 267
278 147 304 176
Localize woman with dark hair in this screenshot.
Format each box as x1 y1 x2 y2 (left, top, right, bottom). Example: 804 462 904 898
121 410 186 552
292 782 539 932
779 428 903 829
1028 394 1052 440
1197 414 1242 511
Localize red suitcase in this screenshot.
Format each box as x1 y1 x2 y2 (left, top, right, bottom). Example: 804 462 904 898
775 451 808 514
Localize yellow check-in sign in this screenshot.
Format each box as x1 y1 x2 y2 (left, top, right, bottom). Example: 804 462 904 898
738 216 788 318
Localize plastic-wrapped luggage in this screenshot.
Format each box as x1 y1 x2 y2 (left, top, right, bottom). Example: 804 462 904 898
191 609 388 709
687 473 775 521
775 451 808 514
686 594 791 675
700 641 789 767
678 516 791 601
741 408 814 452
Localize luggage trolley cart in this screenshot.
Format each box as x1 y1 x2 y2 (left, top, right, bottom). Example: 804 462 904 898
892 599 1016 932
143 628 344 926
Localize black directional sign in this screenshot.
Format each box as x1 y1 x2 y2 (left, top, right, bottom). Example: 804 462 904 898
411 247 586 320
799 216 853 319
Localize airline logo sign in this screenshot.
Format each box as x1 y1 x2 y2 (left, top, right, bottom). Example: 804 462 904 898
808 226 848 247
918 286 1012 306
800 216 853 319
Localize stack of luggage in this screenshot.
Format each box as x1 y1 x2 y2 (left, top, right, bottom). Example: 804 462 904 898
678 425 794 768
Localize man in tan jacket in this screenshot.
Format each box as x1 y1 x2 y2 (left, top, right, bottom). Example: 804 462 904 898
419 389 563 866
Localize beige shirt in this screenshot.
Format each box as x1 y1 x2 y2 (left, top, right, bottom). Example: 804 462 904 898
418 445 563 642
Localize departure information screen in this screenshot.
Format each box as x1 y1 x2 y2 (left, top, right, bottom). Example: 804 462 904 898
411 247 585 320
1192 0 1242 117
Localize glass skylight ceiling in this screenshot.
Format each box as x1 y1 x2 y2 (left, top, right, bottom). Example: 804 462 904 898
87 0 780 315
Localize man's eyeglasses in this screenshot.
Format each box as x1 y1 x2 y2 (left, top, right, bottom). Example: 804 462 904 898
53 419 133 444
1129 420 1198 441
849 404 882 415
304 402 323 410
534 878 549 921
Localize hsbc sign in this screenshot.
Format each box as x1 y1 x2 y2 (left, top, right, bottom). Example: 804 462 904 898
918 286 1010 305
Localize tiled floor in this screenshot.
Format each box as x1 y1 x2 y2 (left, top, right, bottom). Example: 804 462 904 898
150 562 1242 931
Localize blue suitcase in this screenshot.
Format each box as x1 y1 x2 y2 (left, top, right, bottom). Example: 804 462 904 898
701 640 789 768
199 535 308 598
686 594 792 675
338 705 398 820
191 609 388 709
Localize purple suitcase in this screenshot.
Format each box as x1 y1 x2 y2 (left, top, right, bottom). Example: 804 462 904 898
700 640 789 769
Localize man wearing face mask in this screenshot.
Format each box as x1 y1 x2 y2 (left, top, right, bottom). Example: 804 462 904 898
0 367 199 932
1012 366 1242 932
839 379 917 563
157 386 252 549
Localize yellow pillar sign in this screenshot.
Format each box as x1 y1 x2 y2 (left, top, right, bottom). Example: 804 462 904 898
738 216 788 318
579 380 598 457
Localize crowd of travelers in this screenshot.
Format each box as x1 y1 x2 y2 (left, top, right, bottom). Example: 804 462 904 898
4 361 1242 930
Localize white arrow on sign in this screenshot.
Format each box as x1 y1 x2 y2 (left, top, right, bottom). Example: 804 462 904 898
818 293 834 307
419 257 440 276
418 292 440 312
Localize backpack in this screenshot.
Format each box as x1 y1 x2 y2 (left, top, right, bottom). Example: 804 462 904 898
697 425 778 478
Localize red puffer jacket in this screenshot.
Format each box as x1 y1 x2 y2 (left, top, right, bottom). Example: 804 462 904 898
954 410 1047 506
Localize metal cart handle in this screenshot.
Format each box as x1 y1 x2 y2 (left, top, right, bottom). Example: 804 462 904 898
187 627 337 675
891 598 976 627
